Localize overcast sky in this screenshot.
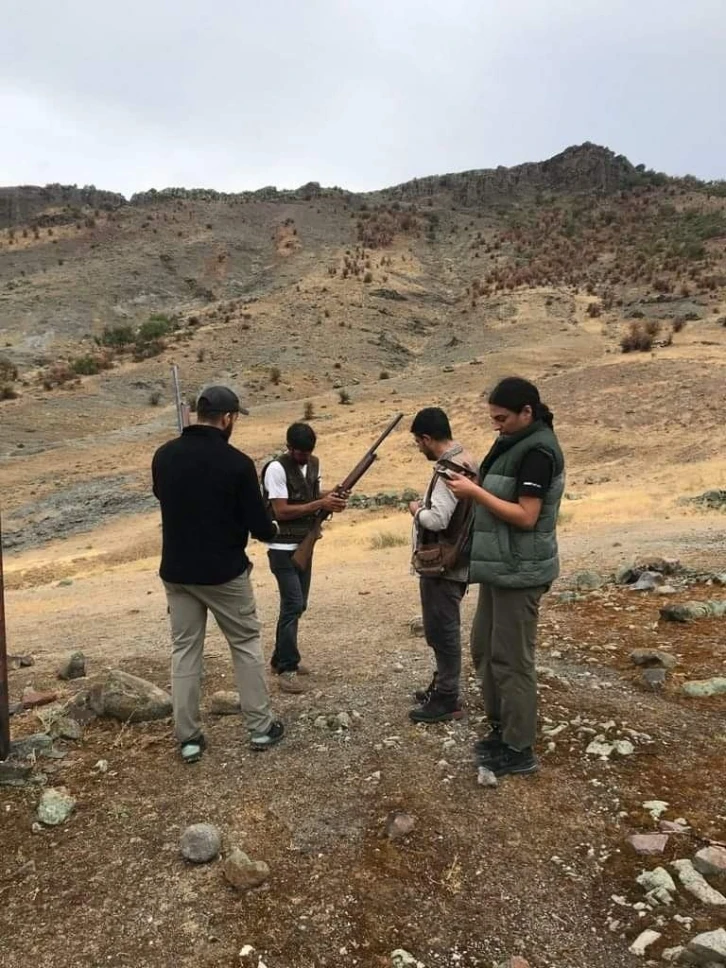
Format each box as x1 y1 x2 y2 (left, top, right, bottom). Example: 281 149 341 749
2 0 724 196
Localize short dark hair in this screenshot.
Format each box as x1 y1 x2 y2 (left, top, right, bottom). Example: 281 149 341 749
410 407 452 441
489 377 554 427
286 422 316 451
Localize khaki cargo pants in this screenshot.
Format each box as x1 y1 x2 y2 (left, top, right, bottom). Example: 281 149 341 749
163 571 273 743
469 583 548 751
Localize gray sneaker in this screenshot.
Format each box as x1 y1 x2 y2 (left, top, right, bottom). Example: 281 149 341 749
250 720 285 751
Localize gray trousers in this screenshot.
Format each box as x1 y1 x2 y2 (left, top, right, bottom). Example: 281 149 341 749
419 577 467 696
163 571 273 743
470 583 547 751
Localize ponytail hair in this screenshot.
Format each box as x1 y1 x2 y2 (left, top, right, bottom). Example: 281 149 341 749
488 376 554 428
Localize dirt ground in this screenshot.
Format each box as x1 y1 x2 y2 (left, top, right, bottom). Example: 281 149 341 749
2 501 726 968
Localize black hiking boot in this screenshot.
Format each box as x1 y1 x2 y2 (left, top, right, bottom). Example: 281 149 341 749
487 745 539 777
413 674 437 704
409 690 463 724
474 726 504 762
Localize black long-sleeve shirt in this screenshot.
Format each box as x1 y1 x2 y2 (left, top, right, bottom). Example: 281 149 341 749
152 425 277 585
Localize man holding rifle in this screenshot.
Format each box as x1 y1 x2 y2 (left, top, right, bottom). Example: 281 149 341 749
262 423 347 694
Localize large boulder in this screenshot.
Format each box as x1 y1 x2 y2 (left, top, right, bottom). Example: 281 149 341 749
89 670 172 723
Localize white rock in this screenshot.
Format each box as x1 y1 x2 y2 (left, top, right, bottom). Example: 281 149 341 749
661 946 684 963
636 866 676 894
643 800 669 820
685 927 726 964
672 859 726 906
37 787 76 826
629 929 661 955
391 950 425 968
477 766 498 788
586 739 615 757
612 739 635 756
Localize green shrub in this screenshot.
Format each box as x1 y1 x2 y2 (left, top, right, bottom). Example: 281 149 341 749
71 355 101 376
100 325 135 347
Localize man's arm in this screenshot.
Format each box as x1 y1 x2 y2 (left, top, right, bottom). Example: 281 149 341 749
414 476 458 532
239 456 279 542
265 462 345 520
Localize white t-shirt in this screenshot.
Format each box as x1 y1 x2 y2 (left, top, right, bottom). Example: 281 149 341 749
263 459 321 551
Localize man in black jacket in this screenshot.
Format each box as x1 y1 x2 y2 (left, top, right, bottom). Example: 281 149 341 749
152 385 284 763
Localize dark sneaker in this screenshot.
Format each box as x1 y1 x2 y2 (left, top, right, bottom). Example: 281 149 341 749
413 675 437 704
474 727 504 761
409 691 463 724
250 720 285 751
180 734 207 764
488 745 539 777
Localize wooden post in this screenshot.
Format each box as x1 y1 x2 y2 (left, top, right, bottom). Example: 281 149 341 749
0 507 10 761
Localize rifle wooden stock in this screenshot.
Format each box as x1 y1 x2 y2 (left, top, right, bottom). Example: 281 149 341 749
290 412 403 571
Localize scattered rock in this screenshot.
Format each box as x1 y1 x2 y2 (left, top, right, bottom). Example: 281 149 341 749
409 617 425 637
239 945 268 968
672 859 726 906
0 761 33 786
21 688 58 709
313 715 328 729
629 570 664 592
57 651 86 680
391 951 425 968
573 570 605 590
210 691 240 715
661 946 684 963
8 654 34 669
9 732 53 759
223 848 270 892
643 800 669 820
37 787 76 826
497 960 530 968
629 834 669 855
681 677 726 698
630 648 677 670
392 663 404 673
385 811 416 841
642 668 666 691
180 823 222 863
628 929 661 956
89 669 172 723
693 845 726 880
661 601 726 623
660 820 689 834
636 866 676 894
477 766 499 788
48 716 83 741
334 711 351 730
684 928 726 965
586 738 634 758
655 585 677 595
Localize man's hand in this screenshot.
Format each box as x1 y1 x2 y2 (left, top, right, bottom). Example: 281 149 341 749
321 492 347 513
408 500 422 516
445 471 481 500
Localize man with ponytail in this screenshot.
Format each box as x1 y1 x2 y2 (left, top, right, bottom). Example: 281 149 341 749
446 377 565 778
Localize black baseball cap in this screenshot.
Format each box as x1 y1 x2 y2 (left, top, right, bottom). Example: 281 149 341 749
197 385 249 415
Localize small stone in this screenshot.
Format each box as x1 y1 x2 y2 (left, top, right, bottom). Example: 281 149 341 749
693 845 726 880
655 585 677 595
392 663 404 673
586 739 615 757
497 960 530 968
685 928 726 964
0 761 33 786
57 651 86 680
409 617 425 637
628 834 669 855
573 570 605 590
477 766 498 788
630 648 677 670
642 668 666 690
628 929 661 956
9 733 53 759
180 823 222 863
210 691 241 715
636 866 676 894
313 715 328 729
8 654 34 669
385 811 416 841
661 946 684 963
681 677 726 698
49 716 83 741
391 951 425 968
643 800 669 820
660 819 689 833
672 859 726 905
612 739 635 756
93 760 109 773
334 712 351 730
37 787 76 826
22 688 58 709
223 848 270 892
89 669 172 722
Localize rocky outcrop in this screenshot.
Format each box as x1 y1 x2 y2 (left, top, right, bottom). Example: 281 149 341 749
0 184 125 229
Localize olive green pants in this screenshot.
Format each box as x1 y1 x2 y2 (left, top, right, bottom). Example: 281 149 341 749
163 572 273 743
470 583 547 751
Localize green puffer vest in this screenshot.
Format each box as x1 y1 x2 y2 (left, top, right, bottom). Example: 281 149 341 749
468 422 565 589
262 453 321 542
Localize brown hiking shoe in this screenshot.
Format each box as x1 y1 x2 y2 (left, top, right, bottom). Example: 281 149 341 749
278 671 306 694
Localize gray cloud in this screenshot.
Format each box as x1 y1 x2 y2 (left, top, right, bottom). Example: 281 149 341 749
2 0 724 196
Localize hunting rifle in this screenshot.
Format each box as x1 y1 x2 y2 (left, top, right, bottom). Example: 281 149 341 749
171 364 190 432
291 412 403 571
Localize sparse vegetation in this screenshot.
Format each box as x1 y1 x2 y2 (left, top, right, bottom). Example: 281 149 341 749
338 389 351 405
620 322 655 353
370 531 408 550
303 401 315 420
149 390 162 406
197 348 206 363
379 370 390 380
99 325 135 348
270 366 281 385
